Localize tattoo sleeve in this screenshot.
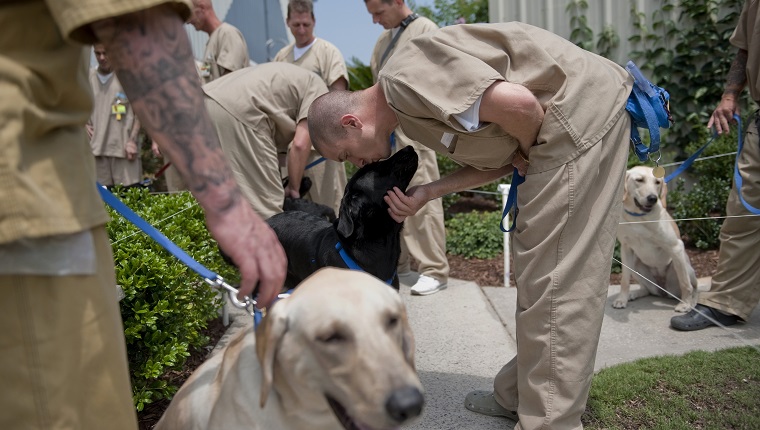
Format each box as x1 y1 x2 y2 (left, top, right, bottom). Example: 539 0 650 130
91 4 242 215
723 49 748 100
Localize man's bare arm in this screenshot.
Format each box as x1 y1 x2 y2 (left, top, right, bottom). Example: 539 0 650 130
385 164 512 222
90 4 286 307
708 48 748 134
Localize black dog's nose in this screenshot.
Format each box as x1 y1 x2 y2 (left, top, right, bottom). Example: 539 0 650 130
385 386 424 422
646 194 658 205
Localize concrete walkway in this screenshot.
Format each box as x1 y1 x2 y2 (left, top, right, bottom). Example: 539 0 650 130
400 274 760 430
218 274 760 430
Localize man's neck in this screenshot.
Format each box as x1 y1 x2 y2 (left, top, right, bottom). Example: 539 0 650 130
393 7 415 28
295 36 316 49
204 16 222 35
366 84 399 133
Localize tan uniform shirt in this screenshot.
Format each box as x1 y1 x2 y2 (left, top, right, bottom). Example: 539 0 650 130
201 22 249 83
203 62 328 152
370 15 438 81
88 69 136 157
273 38 349 88
378 22 633 173
0 0 190 245
731 0 760 102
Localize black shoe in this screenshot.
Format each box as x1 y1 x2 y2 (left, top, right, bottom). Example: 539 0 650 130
670 304 741 331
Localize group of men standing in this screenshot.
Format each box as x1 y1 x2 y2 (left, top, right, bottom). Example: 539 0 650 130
89 0 450 294
5 0 758 429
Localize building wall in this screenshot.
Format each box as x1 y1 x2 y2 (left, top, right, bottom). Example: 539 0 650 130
488 0 677 66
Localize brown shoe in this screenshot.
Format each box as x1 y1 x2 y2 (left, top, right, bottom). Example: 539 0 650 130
464 390 518 422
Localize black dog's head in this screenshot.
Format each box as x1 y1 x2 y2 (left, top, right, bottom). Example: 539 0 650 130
336 146 418 240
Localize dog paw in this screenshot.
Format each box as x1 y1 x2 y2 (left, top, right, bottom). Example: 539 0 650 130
612 299 628 309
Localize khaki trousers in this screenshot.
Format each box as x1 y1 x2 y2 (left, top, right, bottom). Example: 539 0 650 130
699 116 760 320
494 110 630 430
394 129 450 282
304 149 347 215
0 226 137 430
95 155 142 187
205 97 283 220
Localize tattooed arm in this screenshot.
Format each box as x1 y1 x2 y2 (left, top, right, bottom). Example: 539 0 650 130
708 48 748 134
91 4 286 308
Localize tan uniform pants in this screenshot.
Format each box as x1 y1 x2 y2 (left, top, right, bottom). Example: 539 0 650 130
0 226 137 430
304 150 347 215
205 97 283 220
494 110 630 430
95 155 142 187
699 115 760 320
394 129 450 283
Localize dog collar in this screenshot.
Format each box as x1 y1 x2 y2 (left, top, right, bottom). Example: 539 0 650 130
335 242 395 285
624 209 648 217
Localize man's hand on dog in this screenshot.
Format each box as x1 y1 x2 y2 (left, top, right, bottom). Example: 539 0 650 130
385 185 427 223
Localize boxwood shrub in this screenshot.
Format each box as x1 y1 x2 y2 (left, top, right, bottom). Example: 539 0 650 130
104 187 238 411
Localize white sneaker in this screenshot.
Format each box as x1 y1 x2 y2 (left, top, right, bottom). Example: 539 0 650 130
410 275 447 296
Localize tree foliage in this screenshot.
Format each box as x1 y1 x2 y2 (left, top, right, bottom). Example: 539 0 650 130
413 0 489 25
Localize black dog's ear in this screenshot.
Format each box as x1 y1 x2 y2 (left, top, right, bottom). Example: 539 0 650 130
336 214 354 237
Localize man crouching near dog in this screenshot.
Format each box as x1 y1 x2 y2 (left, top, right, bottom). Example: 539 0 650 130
308 22 634 429
202 62 328 219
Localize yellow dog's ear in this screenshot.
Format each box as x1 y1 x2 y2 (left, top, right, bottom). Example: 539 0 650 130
255 302 289 408
399 307 416 370
659 178 669 209
622 170 631 202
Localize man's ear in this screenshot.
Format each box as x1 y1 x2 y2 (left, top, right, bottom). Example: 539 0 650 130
340 114 362 130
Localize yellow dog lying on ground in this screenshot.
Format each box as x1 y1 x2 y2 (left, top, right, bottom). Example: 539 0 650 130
155 267 424 430
614 165 699 312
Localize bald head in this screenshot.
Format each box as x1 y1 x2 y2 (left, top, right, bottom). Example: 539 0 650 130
307 90 358 157
189 0 220 33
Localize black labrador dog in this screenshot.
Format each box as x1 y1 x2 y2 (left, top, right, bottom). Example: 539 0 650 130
267 146 418 290
281 177 337 222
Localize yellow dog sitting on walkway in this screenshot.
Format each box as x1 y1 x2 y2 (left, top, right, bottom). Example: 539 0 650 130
614 165 699 312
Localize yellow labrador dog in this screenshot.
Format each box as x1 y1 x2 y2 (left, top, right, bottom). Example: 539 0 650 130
155 267 424 430
614 165 698 312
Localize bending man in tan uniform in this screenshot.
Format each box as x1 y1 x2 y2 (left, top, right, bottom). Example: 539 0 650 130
0 2 286 429
365 0 449 295
308 22 633 429
203 62 328 219
88 44 143 187
274 0 348 215
671 0 760 331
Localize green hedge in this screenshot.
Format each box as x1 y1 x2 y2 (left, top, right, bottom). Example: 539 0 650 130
105 188 237 411
445 210 504 259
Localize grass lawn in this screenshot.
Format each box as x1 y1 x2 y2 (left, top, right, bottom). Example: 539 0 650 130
582 346 760 429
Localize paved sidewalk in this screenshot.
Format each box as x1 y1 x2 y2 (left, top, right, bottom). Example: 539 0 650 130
218 274 760 430
398 274 760 430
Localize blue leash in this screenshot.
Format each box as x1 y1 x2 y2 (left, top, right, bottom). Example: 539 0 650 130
499 168 525 233
335 242 396 285
97 183 257 315
664 133 718 184
661 114 758 215
732 116 760 214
